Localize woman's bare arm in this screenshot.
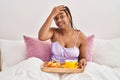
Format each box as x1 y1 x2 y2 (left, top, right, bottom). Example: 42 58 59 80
78 33 87 68
38 6 65 41
38 14 54 41
79 34 87 59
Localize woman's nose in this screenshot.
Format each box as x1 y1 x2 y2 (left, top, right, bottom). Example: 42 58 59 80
57 18 62 22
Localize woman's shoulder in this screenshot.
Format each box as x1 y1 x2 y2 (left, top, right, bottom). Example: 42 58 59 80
51 27 59 31
51 27 62 34
75 29 86 37
78 31 87 41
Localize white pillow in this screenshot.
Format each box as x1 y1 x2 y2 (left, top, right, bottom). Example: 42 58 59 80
0 39 26 70
92 38 120 68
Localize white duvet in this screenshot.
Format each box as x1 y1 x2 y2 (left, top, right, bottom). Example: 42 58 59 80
0 57 120 80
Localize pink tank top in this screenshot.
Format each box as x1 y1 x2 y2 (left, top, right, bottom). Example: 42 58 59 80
51 32 80 62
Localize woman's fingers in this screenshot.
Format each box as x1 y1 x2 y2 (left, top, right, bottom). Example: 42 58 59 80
78 59 87 68
50 5 65 18
56 5 65 11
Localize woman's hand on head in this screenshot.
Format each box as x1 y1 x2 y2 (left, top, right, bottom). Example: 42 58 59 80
50 5 65 18
78 58 87 69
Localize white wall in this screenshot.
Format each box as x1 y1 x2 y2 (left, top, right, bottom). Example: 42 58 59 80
0 0 120 40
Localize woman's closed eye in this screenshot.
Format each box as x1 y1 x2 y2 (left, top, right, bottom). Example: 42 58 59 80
54 15 65 21
60 15 64 19
54 17 58 21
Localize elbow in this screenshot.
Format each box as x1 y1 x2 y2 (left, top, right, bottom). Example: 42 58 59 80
38 30 48 41
38 35 46 41
38 31 45 41
38 33 49 41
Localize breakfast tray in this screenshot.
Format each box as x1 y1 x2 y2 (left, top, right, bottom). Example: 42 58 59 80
41 62 84 73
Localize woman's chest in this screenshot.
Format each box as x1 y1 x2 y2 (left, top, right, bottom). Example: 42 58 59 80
51 41 80 57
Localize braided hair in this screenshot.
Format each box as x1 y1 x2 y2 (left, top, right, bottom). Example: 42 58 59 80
64 6 73 28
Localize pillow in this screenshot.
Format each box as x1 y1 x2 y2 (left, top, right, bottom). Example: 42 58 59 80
23 36 51 62
86 35 95 61
0 39 26 70
92 38 120 67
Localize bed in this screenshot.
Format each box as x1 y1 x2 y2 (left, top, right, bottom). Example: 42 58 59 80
0 35 120 80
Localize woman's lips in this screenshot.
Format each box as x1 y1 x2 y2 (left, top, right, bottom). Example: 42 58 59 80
58 22 63 27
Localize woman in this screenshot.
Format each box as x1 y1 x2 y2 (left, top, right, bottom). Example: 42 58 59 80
38 5 87 69
0 5 88 80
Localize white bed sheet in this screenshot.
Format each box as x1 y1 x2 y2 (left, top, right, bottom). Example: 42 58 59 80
0 57 120 80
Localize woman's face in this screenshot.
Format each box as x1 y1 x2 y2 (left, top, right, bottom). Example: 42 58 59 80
54 11 70 29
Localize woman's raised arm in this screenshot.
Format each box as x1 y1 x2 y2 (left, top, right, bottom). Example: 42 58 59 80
38 5 65 41
38 14 54 41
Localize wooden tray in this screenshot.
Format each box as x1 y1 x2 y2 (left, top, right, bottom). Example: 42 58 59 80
41 62 84 73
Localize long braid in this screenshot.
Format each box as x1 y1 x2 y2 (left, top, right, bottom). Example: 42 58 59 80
64 6 73 28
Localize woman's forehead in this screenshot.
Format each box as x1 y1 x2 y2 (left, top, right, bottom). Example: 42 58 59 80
56 11 66 16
